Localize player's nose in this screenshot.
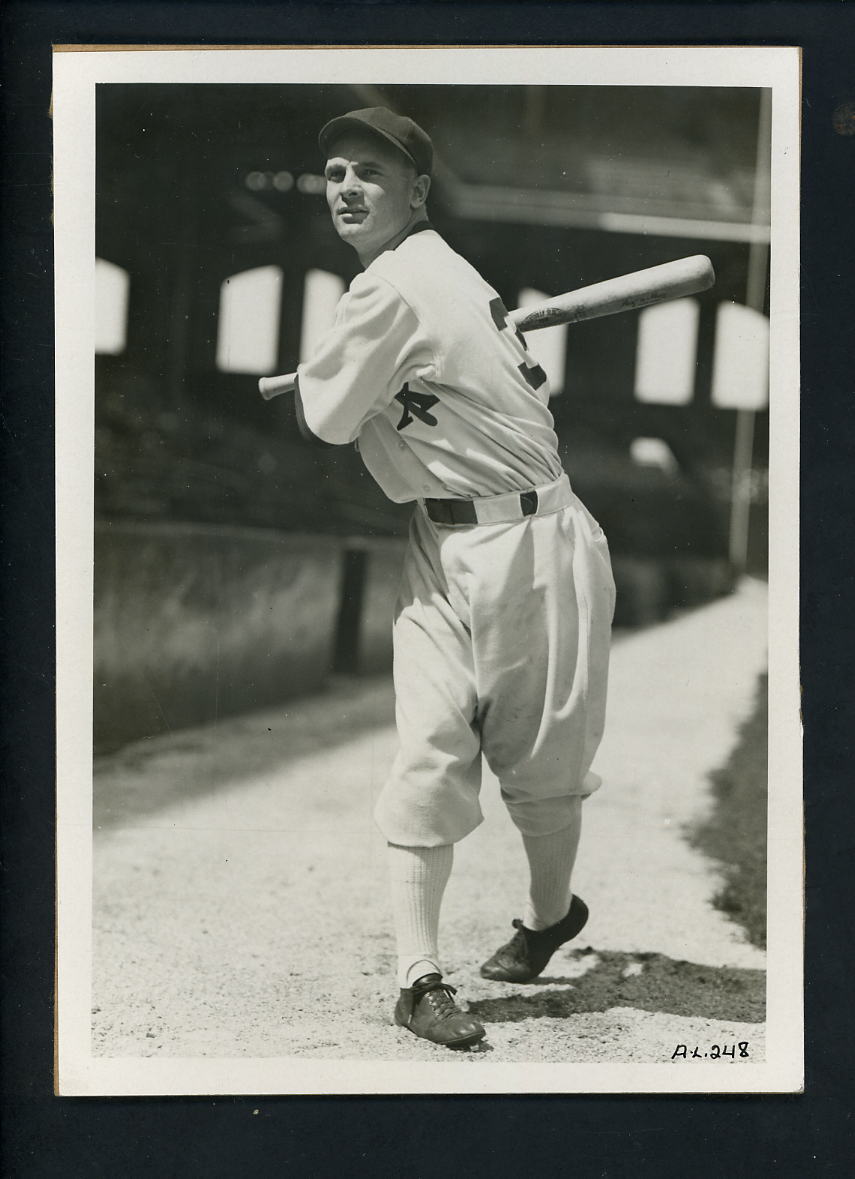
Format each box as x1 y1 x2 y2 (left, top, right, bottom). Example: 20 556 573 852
341 166 363 196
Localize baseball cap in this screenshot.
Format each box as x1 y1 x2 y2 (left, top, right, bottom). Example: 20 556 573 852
318 107 433 177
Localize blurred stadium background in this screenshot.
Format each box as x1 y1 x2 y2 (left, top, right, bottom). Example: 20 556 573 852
93 83 770 749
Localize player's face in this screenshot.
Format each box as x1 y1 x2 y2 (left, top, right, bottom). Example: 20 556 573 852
324 133 427 263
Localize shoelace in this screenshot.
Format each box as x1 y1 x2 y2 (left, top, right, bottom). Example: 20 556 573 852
416 980 459 1018
509 919 534 946
510 918 551 943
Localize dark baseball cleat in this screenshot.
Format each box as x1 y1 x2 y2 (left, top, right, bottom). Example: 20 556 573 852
394 973 486 1049
480 894 589 983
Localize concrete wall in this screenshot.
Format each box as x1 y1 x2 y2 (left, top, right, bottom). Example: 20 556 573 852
348 538 407 676
610 555 734 627
94 523 341 750
94 522 733 750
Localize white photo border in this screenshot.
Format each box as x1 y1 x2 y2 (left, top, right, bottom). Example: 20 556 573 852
54 44 802 1097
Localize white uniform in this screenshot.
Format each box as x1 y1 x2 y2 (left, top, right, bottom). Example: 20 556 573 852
298 225 615 845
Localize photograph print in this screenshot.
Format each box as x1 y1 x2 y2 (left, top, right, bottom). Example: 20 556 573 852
54 46 802 1096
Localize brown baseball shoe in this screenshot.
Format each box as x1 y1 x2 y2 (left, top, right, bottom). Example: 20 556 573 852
394 973 486 1049
479 895 589 982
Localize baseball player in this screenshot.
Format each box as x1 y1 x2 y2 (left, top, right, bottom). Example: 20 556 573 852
293 107 615 1049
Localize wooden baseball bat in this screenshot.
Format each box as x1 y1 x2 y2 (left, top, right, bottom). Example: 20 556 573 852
509 254 715 331
257 254 714 400
259 370 298 400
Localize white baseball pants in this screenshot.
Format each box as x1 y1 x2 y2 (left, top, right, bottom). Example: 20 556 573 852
374 474 615 846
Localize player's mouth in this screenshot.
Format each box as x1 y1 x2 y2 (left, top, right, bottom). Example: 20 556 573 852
337 207 369 222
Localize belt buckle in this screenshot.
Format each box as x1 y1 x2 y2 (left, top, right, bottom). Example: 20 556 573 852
520 490 539 517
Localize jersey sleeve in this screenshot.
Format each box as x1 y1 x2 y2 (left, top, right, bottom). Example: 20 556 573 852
296 270 436 446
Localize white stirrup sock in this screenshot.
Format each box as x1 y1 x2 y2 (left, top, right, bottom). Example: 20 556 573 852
521 801 583 930
387 842 454 988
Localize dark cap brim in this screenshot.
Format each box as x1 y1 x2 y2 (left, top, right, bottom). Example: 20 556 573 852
318 114 425 174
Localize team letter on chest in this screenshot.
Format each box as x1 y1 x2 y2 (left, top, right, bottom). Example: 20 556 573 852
395 383 440 431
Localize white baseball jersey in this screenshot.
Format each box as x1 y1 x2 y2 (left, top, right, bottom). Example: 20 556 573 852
296 225 564 502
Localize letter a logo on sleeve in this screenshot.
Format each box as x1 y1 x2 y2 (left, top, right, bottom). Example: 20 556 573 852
394 383 440 431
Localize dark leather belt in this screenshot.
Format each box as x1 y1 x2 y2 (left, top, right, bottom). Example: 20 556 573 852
424 489 539 526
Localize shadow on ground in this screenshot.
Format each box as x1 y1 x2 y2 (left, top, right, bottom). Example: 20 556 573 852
468 948 765 1025
93 674 396 829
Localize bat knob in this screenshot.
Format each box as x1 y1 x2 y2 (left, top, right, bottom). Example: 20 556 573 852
258 373 296 400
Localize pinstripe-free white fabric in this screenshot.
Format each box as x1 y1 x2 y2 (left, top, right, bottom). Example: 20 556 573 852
296 229 562 502
374 481 615 846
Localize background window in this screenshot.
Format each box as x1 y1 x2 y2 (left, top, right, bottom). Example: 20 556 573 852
711 302 769 410
633 298 700 405
95 258 130 354
300 270 346 361
216 266 283 374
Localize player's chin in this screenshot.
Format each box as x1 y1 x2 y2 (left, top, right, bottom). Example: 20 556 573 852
334 219 369 244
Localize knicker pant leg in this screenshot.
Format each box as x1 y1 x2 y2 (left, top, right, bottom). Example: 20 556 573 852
373 515 483 847
474 501 615 836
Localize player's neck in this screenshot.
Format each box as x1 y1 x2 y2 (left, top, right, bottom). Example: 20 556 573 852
357 210 430 268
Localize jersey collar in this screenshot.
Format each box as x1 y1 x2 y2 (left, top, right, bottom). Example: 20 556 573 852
364 220 436 271
398 219 435 245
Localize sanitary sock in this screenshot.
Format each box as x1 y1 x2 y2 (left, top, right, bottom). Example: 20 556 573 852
386 842 454 988
521 806 582 931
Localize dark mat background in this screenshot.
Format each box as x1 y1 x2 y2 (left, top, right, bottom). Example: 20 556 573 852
2 2 852 1175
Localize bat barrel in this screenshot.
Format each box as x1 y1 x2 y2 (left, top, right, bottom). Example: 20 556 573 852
512 255 715 332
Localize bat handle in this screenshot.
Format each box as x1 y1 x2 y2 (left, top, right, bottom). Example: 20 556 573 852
258 371 297 400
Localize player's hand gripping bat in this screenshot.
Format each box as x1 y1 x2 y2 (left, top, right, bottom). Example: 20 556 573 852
257 253 715 400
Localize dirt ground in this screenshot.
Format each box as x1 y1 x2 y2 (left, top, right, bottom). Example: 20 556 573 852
92 579 768 1069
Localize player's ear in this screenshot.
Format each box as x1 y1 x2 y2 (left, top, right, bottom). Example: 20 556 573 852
410 173 431 209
